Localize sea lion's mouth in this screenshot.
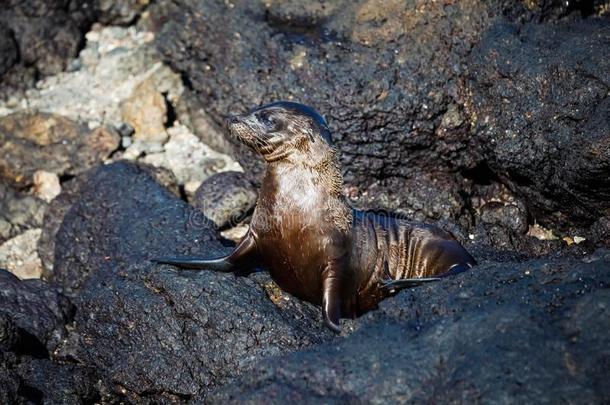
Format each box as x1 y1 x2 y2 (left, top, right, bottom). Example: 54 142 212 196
226 116 271 155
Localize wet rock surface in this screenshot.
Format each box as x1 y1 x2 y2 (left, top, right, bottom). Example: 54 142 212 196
208 251 610 404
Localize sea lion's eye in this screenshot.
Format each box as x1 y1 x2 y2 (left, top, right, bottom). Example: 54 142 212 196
257 111 275 128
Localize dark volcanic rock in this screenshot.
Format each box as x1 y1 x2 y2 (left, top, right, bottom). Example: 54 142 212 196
154 0 609 243
76 264 331 401
38 175 87 277
0 270 97 402
155 0 493 184
0 111 120 189
52 161 330 400
192 171 258 229
208 250 610 404
467 19 610 232
52 161 214 294
348 172 473 229
15 358 98 404
0 183 46 245
38 164 180 277
0 23 18 77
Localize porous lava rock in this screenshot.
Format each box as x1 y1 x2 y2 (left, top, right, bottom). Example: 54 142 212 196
466 19 610 232
208 250 610 404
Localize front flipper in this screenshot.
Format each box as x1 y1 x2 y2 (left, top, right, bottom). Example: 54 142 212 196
379 277 441 295
321 261 345 334
152 232 258 274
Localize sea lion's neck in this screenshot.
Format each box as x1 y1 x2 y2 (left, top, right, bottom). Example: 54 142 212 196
268 148 343 197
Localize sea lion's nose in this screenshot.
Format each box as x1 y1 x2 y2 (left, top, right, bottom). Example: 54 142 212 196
225 115 240 128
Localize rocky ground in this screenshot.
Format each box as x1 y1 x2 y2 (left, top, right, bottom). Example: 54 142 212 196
0 0 609 403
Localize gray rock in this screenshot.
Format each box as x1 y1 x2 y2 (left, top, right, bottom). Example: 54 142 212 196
192 171 257 229
95 0 150 26
138 123 240 186
0 229 43 279
0 183 46 245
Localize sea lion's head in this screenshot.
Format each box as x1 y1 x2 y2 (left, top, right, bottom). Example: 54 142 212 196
226 101 333 162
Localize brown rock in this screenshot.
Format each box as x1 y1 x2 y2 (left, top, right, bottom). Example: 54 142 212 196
0 111 120 188
120 78 168 145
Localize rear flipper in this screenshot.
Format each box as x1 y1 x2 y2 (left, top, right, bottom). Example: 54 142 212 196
379 277 441 295
152 232 258 274
439 262 473 277
152 256 233 272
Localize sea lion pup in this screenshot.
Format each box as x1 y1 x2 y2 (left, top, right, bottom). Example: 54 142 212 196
154 101 476 332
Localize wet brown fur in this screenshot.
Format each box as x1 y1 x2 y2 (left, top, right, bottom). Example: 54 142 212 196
157 102 476 332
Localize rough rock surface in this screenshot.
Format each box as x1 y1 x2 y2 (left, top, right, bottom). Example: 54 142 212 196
38 164 181 277
32 170 62 203
49 161 331 400
0 111 120 189
138 123 241 187
95 0 150 25
467 19 610 232
51 161 214 294
0 26 180 128
120 75 169 145
208 250 610 404
154 0 610 244
155 0 491 183
37 175 88 277
192 171 258 229
0 0 96 99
